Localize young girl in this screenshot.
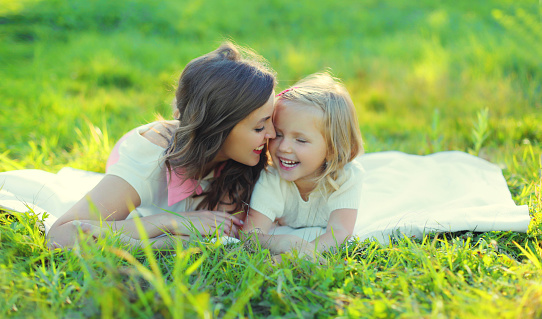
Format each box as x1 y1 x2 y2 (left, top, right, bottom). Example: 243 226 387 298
38 42 277 249
243 72 364 256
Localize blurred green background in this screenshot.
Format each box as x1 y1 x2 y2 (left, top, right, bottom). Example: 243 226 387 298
0 0 540 173
0 3 541 317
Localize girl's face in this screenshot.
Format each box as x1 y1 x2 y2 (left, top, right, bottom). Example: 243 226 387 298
216 93 276 166
269 101 327 192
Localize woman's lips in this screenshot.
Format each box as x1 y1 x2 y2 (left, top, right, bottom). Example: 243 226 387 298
253 144 264 154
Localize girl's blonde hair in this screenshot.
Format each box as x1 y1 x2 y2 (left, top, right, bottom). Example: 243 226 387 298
277 72 363 195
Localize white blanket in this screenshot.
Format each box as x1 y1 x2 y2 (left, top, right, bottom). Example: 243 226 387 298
0 151 531 244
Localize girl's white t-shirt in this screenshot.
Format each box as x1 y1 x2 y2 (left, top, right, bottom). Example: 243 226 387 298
106 123 214 218
249 161 365 228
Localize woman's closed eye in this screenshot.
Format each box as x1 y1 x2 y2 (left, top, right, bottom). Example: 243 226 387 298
255 116 273 133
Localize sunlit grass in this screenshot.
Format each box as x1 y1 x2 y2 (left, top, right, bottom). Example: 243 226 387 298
1 0 541 317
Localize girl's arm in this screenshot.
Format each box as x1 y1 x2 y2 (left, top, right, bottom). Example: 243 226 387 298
242 208 315 255
47 175 242 248
311 208 357 252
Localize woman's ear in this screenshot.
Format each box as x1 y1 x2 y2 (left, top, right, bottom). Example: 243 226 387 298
173 109 180 119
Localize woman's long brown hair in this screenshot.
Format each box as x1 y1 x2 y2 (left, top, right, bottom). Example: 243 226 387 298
163 42 276 213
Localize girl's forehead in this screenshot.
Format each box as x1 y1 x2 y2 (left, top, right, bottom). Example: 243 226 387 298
276 100 324 118
275 102 325 134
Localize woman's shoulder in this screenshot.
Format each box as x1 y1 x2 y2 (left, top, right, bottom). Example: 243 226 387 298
106 120 178 172
139 120 179 149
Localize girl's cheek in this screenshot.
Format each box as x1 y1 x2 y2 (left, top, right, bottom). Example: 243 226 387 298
268 140 278 151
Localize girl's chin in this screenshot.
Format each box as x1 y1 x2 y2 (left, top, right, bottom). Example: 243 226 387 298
277 171 296 182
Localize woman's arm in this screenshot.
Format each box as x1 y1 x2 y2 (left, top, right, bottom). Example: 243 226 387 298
311 208 357 252
47 175 242 248
52 221 191 250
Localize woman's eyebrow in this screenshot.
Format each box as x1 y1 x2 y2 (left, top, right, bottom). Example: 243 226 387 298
257 116 271 124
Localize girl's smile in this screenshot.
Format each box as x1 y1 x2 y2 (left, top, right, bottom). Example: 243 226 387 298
277 157 300 170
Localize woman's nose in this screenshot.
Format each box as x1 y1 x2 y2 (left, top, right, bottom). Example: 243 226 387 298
265 125 276 139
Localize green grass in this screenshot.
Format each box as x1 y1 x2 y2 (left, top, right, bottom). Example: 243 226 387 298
1 0 541 317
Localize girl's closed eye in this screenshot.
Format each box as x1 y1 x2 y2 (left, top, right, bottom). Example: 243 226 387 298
255 127 265 133
296 138 308 143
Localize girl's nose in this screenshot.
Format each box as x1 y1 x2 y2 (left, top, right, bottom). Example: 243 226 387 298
278 139 291 153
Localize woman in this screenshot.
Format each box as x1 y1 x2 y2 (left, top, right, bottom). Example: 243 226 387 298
46 42 277 248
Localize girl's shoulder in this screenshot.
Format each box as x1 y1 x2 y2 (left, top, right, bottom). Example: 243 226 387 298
258 166 282 182
341 159 365 179
326 160 365 194
256 166 294 190
325 160 365 206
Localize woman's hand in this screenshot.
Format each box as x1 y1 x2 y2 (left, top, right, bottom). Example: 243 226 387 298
48 221 190 250
165 210 243 238
47 220 98 249
46 174 240 248
47 175 142 248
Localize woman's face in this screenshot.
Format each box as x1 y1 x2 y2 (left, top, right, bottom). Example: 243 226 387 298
216 92 276 166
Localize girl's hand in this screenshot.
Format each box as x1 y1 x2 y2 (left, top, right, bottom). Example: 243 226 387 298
271 254 284 265
167 210 243 238
296 245 327 265
271 249 327 266
275 240 328 265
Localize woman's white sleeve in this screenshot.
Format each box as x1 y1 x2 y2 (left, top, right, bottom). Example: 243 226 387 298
106 132 164 207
